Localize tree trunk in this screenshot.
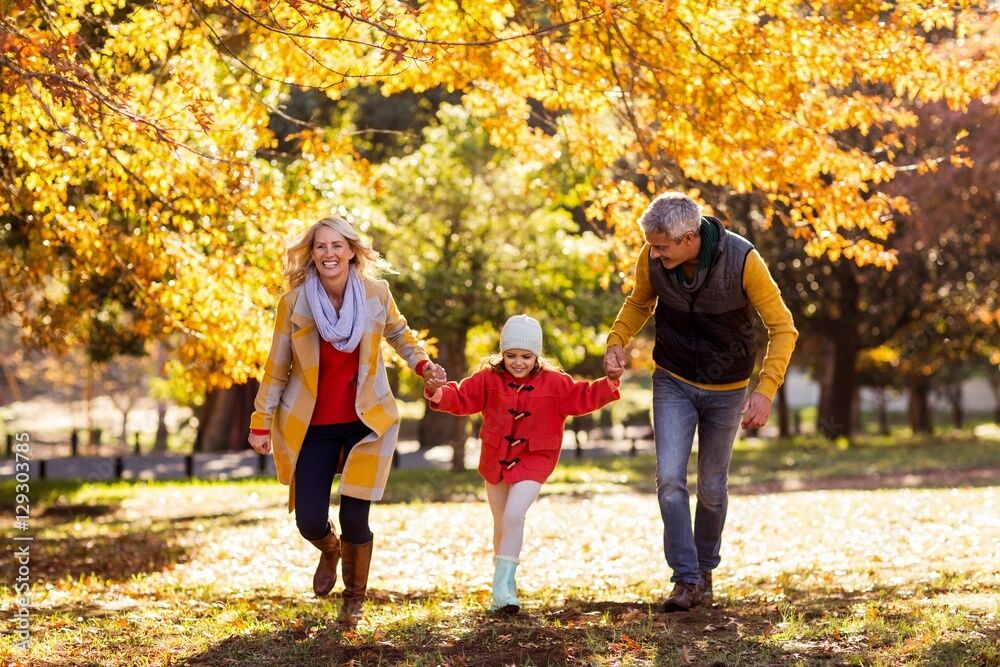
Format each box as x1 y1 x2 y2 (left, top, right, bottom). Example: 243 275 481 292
875 387 891 436
154 400 169 452
418 333 469 471
990 371 1000 425
85 361 97 452
945 380 964 430
195 381 260 452
907 376 933 435
776 382 790 438
850 384 862 435
119 407 130 446
816 264 860 440
153 342 170 452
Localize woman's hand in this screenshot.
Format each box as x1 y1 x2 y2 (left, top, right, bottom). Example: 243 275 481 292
423 361 447 394
248 432 272 455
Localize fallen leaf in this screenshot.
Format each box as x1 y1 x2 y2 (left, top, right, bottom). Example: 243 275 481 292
618 607 644 623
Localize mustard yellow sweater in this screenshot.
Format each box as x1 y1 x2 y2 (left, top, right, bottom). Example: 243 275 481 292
607 245 798 400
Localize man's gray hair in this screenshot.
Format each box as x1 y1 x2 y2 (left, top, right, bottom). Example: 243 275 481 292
639 193 702 239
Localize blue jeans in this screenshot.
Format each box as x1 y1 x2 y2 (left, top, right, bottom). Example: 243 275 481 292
652 370 746 584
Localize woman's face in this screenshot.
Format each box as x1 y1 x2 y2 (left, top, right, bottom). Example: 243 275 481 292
312 225 355 282
503 349 537 379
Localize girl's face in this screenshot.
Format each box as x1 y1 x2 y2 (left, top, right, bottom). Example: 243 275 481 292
312 225 355 282
503 349 537 379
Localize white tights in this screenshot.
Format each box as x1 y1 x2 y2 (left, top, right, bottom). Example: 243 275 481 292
485 480 542 560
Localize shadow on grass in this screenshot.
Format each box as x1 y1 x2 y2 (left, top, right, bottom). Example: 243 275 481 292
31 527 190 583
173 571 1000 667
40 503 117 519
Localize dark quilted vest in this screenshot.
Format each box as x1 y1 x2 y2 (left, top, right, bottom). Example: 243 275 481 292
649 218 756 384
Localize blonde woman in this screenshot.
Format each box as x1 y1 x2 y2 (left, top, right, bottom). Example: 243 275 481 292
248 215 445 628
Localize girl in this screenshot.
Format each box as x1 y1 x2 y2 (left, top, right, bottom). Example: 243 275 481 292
424 314 621 614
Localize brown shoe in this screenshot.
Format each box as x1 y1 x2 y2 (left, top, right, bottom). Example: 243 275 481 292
663 582 703 613
339 537 373 629
308 526 341 597
699 570 713 605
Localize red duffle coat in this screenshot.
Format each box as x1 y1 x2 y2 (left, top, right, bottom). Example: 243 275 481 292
426 368 620 484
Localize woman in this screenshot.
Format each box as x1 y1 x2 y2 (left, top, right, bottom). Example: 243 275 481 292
248 215 444 628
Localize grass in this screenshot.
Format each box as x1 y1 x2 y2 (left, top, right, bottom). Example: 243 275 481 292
1 434 998 666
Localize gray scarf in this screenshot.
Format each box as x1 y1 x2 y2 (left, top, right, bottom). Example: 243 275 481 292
304 265 365 353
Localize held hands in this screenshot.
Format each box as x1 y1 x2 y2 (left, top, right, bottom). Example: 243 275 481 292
603 345 627 381
740 391 772 430
423 361 448 395
248 432 272 455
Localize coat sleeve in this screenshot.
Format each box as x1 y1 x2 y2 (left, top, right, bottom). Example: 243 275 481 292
558 373 621 417
426 370 489 416
382 282 430 373
607 246 658 348
249 292 294 432
743 250 798 400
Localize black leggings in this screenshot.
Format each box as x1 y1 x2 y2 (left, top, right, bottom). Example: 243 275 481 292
294 421 374 544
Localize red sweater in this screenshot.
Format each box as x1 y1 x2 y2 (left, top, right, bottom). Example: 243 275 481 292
426 368 619 484
251 343 426 434
310 341 362 425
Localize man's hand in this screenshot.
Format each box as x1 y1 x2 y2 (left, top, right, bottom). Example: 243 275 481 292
603 345 627 381
248 432 272 455
740 392 772 430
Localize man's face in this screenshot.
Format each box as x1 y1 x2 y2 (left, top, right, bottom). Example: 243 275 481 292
645 230 698 269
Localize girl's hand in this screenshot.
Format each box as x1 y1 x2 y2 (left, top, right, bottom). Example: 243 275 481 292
423 361 447 389
248 432 272 455
424 375 446 395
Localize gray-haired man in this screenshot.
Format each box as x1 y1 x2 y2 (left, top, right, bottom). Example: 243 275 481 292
604 192 798 611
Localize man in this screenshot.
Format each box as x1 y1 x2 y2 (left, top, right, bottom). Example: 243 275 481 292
603 192 797 612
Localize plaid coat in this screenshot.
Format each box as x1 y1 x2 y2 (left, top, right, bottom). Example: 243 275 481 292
250 277 428 510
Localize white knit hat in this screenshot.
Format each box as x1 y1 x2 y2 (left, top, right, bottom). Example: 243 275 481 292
500 315 543 356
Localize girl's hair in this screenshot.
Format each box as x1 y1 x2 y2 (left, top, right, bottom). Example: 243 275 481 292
483 352 561 376
283 215 392 288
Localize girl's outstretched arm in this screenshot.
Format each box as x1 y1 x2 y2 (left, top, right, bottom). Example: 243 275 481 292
425 369 490 416
559 374 621 417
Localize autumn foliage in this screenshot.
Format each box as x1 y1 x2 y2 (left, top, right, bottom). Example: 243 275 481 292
2 1 998 390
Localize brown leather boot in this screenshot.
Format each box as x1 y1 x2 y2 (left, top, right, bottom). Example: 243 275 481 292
339 537 373 629
699 570 713 605
662 581 703 613
308 525 341 597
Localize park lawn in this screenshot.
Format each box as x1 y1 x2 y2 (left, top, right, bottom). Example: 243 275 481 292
1 436 998 666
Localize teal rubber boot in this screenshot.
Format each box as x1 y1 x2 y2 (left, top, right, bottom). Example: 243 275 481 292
490 556 520 615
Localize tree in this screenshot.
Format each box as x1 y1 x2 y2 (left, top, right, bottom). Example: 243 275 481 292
764 89 999 439
4 1 997 427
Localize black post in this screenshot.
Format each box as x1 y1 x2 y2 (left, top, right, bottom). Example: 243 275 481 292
38 459 47 480
5 434 11 457
392 450 400 468
70 430 79 457
133 433 142 455
114 457 124 480
185 454 194 478
258 452 267 475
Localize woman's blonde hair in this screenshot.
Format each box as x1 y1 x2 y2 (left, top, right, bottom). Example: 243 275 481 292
283 215 391 288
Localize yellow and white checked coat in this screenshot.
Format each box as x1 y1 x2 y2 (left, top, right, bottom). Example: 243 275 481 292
250 277 428 510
